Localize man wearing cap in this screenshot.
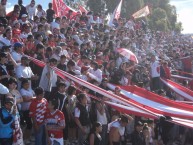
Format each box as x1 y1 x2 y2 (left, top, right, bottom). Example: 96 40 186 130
15 56 38 89
0 96 16 145
11 42 23 63
18 14 30 25
109 114 133 145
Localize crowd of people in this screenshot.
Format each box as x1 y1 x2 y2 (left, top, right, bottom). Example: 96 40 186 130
0 0 193 145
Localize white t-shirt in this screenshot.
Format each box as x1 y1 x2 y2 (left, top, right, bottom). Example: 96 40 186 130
89 68 102 83
36 10 46 18
0 83 9 94
20 88 34 111
109 120 125 136
26 5 36 20
16 65 34 79
97 110 108 125
11 51 22 63
150 61 160 78
16 64 34 89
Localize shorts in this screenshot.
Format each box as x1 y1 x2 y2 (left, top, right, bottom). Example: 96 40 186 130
23 110 32 129
50 137 63 145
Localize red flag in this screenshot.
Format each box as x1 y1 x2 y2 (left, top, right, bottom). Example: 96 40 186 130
52 0 77 17
78 5 88 14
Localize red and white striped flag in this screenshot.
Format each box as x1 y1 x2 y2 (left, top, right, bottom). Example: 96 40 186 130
132 5 150 19
52 0 77 17
108 0 123 26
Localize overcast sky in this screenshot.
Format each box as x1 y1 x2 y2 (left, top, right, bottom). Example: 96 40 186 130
170 0 193 34
6 0 193 34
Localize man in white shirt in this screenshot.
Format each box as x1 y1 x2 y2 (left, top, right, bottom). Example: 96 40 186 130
150 55 160 91
18 14 30 25
16 56 38 90
11 42 23 63
25 0 36 20
89 61 102 83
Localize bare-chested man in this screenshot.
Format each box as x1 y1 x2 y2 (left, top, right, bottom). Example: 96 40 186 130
109 114 133 145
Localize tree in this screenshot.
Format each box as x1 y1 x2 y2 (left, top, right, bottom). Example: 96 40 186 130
87 0 102 13
122 0 144 18
175 22 183 33
151 7 167 21
87 0 183 33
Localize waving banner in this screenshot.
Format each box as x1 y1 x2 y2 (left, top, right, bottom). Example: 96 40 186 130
132 5 150 19
161 78 193 101
108 0 123 26
27 56 193 129
52 0 77 17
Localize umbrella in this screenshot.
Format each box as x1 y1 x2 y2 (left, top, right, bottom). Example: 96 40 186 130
117 48 138 63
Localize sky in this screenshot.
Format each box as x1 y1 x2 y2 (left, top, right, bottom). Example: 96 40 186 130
6 0 193 34
170 0 193 34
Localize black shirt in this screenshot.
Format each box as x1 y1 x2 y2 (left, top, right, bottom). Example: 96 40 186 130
89 133 102 145
57 63 66 72
131 130 146 145
46 9 55 23
55 92 69 123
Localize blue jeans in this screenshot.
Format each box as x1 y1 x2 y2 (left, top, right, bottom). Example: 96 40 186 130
35 124 46 145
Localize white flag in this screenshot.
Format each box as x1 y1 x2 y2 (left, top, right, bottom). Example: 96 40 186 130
132 5 150 19
108 0 123 26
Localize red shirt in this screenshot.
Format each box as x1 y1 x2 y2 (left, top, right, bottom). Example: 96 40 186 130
163 66 171 79
48 41 56 48
29 98 48 125
45 109 65 138
181 57 192 70
24 41 35 52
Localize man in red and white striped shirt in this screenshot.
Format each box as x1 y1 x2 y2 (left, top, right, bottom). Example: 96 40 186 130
45 99 65 145
29 87 48 145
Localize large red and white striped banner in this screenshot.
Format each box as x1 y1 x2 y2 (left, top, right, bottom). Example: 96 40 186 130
27 56 193 128
161 78 193 101
111 85 193 119
52 0 77 17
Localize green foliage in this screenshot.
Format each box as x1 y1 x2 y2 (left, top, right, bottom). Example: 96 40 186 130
175 22 183 33
87 0 102 13
122 0 144 18
152 8 167 21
